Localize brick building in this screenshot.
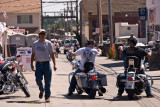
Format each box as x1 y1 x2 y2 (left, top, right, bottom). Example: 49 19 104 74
80 0 146 45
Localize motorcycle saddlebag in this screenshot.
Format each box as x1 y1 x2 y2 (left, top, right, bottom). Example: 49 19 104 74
75 72 88 88
116 73 125 87
97 71 107 86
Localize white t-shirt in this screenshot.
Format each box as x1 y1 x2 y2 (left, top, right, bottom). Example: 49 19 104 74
53 43 59 50
74 47 99 70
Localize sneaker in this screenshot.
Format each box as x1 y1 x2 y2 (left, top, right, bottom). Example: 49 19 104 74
147 93 154 98
39 91 44 99
45 98 50 103
67 91 73 96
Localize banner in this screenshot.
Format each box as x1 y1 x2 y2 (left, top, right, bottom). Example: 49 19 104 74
149 8 156 23
138 21 146 38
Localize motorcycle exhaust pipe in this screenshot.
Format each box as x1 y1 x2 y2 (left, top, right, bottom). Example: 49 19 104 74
101 88 106 93
0 84 5 92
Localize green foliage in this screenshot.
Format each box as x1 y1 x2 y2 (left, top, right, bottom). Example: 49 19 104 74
106 50 114 59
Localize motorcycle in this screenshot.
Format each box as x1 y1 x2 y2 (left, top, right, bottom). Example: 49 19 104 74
66 46 75 62
117 56 153 99
0 55 30 97
69 61 107 98
71 59 81 70
143 48 152 70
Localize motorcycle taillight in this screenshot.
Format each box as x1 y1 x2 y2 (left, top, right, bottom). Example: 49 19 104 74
21 64 23 67
128 77 133 81
92 76 97 80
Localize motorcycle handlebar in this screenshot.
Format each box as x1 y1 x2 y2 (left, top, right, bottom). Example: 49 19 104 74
6 55 21 61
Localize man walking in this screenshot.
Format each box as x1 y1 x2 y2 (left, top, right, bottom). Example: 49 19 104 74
31 29 57 102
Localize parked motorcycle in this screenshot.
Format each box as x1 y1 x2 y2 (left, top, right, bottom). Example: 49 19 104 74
0 55 30 97
69 61 107 98
117 56 153 99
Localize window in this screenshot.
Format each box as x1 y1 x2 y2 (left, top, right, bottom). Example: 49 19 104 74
17 15 33 24
152 0 155 4
127 27 131 30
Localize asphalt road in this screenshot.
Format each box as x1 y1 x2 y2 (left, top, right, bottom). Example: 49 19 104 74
0 54 160 107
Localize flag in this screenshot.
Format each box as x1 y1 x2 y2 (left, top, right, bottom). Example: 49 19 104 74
3 11 8 20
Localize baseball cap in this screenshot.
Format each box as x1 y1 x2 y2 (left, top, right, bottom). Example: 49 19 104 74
39 29 46 34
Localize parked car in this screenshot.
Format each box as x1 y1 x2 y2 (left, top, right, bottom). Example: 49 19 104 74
64 39 80 54
114 36 137 44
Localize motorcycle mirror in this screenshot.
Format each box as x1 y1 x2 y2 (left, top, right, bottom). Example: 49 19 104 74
17 55 21 57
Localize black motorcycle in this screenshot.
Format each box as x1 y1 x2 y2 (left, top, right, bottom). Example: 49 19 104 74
117 56 153 99
0 55 30 97
69 61 107 98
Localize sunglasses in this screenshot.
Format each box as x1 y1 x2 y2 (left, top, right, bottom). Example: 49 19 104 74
39 33 46 35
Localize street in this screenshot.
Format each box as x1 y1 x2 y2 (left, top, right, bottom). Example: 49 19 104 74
0 54 160 107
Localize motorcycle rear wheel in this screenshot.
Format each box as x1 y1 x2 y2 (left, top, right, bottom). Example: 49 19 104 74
89 90 96 99
127 90 135 100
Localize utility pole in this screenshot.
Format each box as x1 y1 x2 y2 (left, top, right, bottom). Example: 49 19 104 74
64 9 66 40
41 0 43 29
108 0 113 45
71 2 73 40
67 2 69 37
98 0 103 44
76 0 78 36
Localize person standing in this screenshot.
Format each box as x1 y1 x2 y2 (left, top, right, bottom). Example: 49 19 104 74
128 33 135 43
31 29 57 102
53 41 60 58
118 39 128 68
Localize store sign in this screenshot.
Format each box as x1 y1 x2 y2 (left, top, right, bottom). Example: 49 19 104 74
12 29 25 34
139 8 147 21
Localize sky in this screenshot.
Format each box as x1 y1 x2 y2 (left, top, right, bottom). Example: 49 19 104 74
43 0 80 16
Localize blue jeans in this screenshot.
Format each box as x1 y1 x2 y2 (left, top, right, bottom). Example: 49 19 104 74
69 68 83 92
118 69 152 95
35 62 52 99
122 53 127 68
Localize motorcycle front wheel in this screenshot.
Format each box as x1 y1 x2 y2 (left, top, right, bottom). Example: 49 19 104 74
21 85 30 97
19 78 30 97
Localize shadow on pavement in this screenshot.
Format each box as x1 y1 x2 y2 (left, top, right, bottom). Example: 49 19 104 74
105 95 142 101
0 96 24 100
56 74 69 76
7 100 45 104
149 76 160 80
60 94 103 100
100 62 124 68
